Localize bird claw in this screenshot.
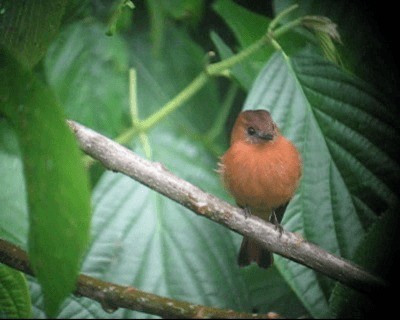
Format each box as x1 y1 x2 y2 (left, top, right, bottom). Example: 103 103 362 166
270 210 284 236
275 223 284 236
242 206 251 219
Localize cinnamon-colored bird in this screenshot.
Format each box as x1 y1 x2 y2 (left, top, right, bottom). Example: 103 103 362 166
219 109 302 268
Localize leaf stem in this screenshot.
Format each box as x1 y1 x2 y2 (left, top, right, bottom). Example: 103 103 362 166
268 4 298 32
129 68 139 125
129 68 152 158
273 17 303 38
115 126 138 145
140 72 209 131
206 36 268 76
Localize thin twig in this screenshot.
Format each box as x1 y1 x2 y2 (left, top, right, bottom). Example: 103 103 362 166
0 239 279 319
68 120 387 296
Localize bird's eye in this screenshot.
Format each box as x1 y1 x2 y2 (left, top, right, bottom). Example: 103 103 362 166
247 127 256 136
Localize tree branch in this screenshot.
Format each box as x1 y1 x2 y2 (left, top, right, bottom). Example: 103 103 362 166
0 239 279 319
67 120 387 296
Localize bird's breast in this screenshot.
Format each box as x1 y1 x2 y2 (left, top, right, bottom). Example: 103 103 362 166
220 136 302 212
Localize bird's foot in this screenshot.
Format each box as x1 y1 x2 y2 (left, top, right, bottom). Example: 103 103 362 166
270 210 284 236
242 206 251 219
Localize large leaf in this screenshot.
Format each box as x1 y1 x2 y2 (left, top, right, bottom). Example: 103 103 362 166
44 21 129 137
0 48 92 317
0 264 31 318
243 50 400 317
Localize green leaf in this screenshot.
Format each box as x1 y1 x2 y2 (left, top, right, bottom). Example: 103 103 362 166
44 21 129 137
0 48 92 317
243 50 400 317
0 120 28 248
0 264 32 319
0 0 67 68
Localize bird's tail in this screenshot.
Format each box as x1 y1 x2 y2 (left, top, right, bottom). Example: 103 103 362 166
237 236 273 269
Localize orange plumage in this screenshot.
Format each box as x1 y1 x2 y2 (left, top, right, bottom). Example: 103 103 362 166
219 109 302 268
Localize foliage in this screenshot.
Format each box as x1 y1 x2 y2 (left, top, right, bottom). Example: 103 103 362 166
0 264 31 318
0 0 399 318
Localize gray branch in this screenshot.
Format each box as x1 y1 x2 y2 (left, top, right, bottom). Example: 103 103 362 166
68 120 386 296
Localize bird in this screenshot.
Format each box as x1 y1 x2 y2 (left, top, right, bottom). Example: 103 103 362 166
218 109 302 268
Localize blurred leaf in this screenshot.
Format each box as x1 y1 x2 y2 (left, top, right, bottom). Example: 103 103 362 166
243 50 400 317
0 120 28 248
0 48 92 317
62 0 91 23
0 264 32 319
44 21 129 137
106 0 135 36
0 0 67 68
162 0 204 27
146 0 204 56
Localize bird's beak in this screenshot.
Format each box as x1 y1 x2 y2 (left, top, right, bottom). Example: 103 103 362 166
259 133 274 141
